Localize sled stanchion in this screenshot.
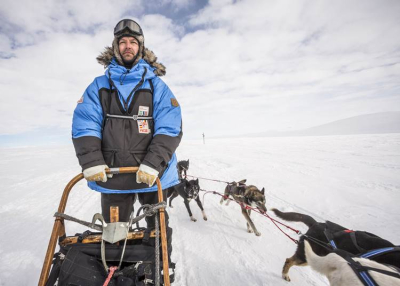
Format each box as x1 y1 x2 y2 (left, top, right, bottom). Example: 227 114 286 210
110 206 119 222
156 178 170 286
111 206 119 246
38 167 140 286
38 172 84 286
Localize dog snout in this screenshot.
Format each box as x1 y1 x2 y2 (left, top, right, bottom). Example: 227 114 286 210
258 204 267 214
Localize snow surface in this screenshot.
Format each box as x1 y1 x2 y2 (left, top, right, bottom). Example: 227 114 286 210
1 134 400 285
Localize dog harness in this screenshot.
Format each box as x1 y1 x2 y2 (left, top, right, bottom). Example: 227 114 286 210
323 227 400 285
324 226 400 259
226 184 249 203
360 246 400 259
333 248 400 286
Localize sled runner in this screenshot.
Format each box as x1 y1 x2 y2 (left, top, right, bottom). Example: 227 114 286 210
38 167 173 286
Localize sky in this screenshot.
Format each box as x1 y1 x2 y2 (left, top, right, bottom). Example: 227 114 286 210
0 0 400 146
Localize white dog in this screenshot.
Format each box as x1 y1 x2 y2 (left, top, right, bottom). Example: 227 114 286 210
304 240 400 286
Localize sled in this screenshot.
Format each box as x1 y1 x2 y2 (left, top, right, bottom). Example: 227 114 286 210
38 167 171 286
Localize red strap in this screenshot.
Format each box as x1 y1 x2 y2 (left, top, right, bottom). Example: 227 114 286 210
344 229 354 233
203 189 300 244
103 266 118 286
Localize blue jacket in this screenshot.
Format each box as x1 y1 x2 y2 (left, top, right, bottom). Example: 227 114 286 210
72 59 182 193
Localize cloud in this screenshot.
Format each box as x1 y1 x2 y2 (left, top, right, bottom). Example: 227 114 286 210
0 0 399 144
169 0 400 136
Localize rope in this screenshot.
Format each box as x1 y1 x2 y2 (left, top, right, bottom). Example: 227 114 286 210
186 174 231 184
134 203 164 285
103 266 118 286
200 189 300 244
303 234 335 251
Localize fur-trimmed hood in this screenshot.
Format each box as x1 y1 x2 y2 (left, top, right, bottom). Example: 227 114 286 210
96 45 166 77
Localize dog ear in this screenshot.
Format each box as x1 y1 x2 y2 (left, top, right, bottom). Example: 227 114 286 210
261 187 265 195
238 179 246 185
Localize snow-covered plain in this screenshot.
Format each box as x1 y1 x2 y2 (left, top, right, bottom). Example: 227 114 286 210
0 134 399 285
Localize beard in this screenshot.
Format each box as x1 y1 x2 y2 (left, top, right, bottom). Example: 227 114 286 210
121 52 138 68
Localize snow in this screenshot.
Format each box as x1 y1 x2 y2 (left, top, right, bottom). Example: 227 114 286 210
1 133 400 285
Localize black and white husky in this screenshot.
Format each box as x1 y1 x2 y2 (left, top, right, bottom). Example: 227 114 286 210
167 160 207 221
167 178 207 222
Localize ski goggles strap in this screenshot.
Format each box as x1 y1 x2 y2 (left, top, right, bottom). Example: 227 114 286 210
114 19 143 36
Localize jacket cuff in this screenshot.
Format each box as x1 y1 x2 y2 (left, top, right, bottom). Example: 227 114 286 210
142 152 165 171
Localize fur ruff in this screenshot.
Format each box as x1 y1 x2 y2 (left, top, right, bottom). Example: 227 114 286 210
96 38 166 76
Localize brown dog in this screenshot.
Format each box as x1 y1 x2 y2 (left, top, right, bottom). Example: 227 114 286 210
220 180 267 236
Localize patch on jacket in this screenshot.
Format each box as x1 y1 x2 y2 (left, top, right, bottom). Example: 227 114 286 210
171 98 179 107
77 96 84 104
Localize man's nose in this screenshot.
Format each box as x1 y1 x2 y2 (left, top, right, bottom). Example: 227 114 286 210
126 42 135 49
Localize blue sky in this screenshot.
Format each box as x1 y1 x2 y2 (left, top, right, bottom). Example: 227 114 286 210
0 0 400 147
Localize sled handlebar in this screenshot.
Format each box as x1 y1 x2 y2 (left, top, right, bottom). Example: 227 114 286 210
39 167 170 286
107 166 138 175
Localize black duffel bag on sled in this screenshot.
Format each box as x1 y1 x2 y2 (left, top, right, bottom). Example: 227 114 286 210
46 227 175 286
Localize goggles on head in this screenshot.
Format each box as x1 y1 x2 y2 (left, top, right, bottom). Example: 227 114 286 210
114 19 143 36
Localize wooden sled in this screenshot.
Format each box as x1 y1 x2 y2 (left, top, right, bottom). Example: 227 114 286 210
38 167 170 286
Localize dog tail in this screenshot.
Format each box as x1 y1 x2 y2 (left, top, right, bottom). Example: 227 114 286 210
271 208 316 228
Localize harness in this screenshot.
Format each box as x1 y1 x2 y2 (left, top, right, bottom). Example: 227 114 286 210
324 226 400 259
333 248 400 286
323 224 400 285
226 184 250 205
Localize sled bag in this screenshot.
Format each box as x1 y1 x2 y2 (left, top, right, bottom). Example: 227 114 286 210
51 243 156 286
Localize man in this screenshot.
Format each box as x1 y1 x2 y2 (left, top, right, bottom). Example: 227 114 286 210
72 19 182 228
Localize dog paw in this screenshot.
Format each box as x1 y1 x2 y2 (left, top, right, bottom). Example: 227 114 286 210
190 217 197 222
255 232 261 236
169 205 174 208
282 274 291 282
247 229 254 233
203 216 208 221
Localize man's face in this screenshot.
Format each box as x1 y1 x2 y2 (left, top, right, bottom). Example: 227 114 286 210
118 36 139 65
